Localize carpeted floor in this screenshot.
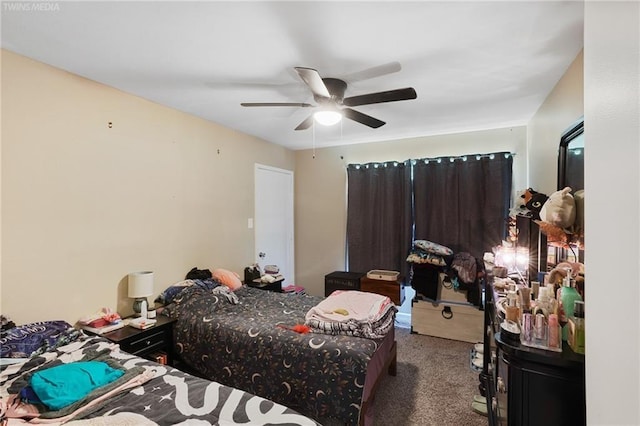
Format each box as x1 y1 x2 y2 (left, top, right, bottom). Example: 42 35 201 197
370 325 487 425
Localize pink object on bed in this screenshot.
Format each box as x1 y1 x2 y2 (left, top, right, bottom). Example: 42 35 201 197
212 268 243 291
305 290 392 322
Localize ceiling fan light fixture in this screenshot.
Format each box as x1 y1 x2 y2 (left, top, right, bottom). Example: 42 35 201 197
313 110 342 126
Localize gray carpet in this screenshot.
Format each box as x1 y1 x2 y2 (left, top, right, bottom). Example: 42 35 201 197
370 325 487 426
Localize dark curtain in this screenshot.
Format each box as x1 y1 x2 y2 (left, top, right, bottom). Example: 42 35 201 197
346 161 413 279
413 153 513 260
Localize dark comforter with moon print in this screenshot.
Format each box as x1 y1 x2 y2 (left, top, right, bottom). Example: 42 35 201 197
161 285 387 425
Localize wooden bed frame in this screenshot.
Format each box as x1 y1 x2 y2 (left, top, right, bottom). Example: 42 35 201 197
359 339 397 425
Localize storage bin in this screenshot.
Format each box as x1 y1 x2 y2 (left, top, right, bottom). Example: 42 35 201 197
411 298 484 343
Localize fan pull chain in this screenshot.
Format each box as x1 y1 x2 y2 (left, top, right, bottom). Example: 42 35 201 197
312 121 316 159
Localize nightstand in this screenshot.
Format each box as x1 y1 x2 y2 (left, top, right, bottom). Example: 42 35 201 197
101 315 177 366
248 277 283 292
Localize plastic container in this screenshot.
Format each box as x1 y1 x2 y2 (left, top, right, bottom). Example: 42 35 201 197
548 314 560 348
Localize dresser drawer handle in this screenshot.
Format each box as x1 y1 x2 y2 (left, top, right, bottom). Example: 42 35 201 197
442 306 453 319
145 340 151 346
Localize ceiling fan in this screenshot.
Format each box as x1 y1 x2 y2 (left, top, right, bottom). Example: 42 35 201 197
241 67 417 131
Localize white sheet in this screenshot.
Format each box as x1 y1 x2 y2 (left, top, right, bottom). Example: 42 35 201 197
305 290 392 323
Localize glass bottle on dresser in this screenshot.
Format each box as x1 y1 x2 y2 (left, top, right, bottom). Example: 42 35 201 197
557 272 582 341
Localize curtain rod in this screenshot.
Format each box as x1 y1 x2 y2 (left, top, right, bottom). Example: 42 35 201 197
347 152 515 168
414 152 515 164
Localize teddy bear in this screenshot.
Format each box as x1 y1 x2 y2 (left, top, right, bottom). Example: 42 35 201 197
539 186 576 229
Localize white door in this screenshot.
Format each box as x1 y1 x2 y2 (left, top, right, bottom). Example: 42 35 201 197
254 164 294 286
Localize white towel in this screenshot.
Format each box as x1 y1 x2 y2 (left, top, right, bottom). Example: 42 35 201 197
305 290 392 323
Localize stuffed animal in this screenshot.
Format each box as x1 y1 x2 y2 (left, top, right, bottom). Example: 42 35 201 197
525 190 549 220
510 188 548 220
539 187 576 229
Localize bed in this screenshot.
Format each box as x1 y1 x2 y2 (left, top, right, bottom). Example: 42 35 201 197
158 281 397 426
0 323 319 425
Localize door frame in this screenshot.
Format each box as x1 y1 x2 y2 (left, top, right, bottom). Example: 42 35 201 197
254 163 295 285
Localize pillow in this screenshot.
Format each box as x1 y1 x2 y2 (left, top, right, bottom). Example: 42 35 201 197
413 240 453 256
212 268 243 291
406 250 447 267
0 320 74 358
155 279 195 305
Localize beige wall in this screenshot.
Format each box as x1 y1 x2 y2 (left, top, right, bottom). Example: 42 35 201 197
527 50 584 194
584 2 639 423
1 50 295 325
295 126 527 296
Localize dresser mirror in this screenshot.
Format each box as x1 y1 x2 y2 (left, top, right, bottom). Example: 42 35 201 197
556 117 584 262
558 117 584 193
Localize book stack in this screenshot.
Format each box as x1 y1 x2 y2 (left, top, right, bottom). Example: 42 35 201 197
129 317 157 330
150 351 168 365
81 321 124 335
282 284 305 295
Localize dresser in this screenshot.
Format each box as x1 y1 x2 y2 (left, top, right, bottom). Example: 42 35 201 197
324 271 365 296
360 275 405 305
325 271 405 305
482 281 586 426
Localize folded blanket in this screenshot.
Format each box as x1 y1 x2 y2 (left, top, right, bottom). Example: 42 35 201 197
306 305 396 339
305 290 392 323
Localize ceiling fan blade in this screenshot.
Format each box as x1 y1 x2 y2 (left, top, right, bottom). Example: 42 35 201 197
342 61 402 82
241 102 313 107
342 108 386 128
294 67 331 98
343 87 417 107
294 115 314 131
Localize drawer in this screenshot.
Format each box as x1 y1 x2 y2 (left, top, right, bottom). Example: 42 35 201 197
123 328 167 355
360 277 405 305
411 298 483 343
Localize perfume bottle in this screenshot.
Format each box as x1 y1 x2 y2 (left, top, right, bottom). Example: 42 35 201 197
548 314 560 349
558 274 582 341
570 300 585 354
534 313 547 345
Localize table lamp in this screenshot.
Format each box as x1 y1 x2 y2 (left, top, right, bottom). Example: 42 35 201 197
128 271 154 319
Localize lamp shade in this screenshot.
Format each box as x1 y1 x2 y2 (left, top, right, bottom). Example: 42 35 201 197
128 271 154 298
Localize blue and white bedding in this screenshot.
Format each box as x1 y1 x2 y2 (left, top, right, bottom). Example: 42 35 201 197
0 332 319 425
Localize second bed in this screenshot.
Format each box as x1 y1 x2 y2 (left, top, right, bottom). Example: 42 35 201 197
159 282 397 425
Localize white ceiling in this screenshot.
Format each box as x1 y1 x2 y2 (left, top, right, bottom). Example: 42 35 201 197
1 1 584 150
